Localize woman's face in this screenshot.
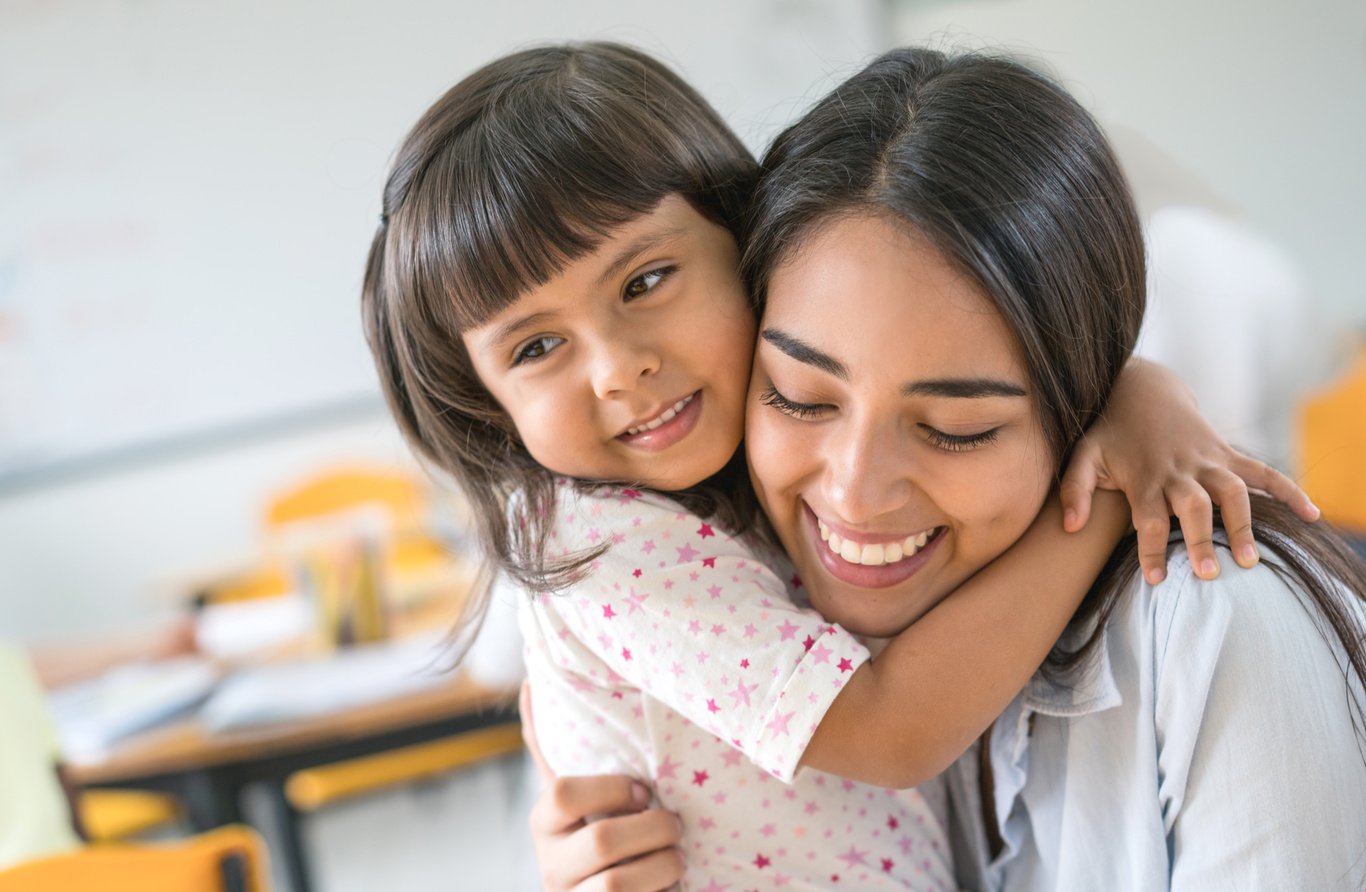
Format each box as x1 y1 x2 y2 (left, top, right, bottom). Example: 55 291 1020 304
746 214 1056 638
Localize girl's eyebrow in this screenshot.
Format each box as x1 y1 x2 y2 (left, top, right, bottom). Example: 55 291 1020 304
593 226 687 289
485 310 557 351
760 327 1026 398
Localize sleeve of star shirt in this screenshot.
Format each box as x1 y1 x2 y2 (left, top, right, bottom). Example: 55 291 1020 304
524 484 871 782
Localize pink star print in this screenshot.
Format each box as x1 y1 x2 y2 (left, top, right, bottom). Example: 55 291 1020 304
777 620 799 641
676 543 700 563
729 679 758 708
753 854 771 869
802 635 816 651
707 698 720 713
602 604 616 619
765 710 794 737
810 643 833 663
887 816 899 830
621 647 632 661
881 858 895 873
692 770 709 787
837 657 854 673
702 556 716 568
836 846 870 869
656 755 679 779
697 522 715 538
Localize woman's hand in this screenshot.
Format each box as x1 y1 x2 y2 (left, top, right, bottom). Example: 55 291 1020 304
1060 358 1319 585
522 683 684 892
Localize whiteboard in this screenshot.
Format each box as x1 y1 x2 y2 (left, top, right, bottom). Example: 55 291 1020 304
0 0 878 488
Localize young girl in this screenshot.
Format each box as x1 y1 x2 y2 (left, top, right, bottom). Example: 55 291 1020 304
362 42 1313 891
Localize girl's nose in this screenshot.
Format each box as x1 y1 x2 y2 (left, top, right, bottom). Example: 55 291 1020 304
590 336 661 400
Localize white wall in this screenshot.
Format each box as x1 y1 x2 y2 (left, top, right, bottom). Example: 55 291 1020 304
890 0 1366 331
0 0 881 642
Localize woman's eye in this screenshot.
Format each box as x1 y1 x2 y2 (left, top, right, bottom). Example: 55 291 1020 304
921 426 1000 452
760 384 830 420
623 266 675 300
512 335 564 366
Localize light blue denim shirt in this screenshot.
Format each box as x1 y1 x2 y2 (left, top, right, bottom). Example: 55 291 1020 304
942 548 1366 891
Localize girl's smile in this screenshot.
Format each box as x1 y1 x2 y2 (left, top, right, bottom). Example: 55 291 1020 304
462 196 756 491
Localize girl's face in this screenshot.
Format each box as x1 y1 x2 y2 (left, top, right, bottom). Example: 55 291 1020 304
746 214 1056 638
463 195 756 491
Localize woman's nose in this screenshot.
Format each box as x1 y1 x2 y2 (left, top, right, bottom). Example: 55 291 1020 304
589 335 661 400
824 419 915 524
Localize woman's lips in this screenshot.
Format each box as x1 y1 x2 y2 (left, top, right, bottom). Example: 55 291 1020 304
616 391 702 451
805 504 945 589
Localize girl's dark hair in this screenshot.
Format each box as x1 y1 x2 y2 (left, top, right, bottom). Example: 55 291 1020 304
362 42 760 649
743 47 1366 694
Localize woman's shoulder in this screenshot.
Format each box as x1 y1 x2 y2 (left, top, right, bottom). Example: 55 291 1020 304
1117 544 1360 695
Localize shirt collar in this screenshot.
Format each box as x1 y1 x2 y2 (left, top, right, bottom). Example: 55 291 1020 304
1019 620 1123 719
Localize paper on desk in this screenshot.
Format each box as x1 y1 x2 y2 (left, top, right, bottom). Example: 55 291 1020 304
199 629 455 732
49 656 220 763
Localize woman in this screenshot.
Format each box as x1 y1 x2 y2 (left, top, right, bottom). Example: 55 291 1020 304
528 47 1366 890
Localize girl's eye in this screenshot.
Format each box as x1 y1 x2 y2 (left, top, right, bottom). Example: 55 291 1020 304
512 335 564 366
921 426 1000 452
759 384 830 420
623 266 675 300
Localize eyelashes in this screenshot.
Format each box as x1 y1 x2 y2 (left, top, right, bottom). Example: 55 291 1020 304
759 383 1001 451
920 427 1000 451
759 384 828 419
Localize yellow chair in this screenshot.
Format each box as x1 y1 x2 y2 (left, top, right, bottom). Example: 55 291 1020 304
79 789 183 843
284 721 524 812
1299 344 1366 535
0 825 269 892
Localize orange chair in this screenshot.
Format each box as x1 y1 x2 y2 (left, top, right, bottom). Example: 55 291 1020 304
0 825 269 892
1299 344 1366 535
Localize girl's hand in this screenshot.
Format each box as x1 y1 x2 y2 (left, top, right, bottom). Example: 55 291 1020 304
522 683 685 892
1060 358 1319 585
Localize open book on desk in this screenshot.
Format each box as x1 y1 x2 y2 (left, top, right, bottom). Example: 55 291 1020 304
48 656 220 763
199 629 454 733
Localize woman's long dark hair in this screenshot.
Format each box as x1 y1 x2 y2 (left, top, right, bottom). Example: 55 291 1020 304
362 42 760 652
743 47 1366 706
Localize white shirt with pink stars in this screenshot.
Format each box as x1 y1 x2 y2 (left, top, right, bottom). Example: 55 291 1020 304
520 484 955 891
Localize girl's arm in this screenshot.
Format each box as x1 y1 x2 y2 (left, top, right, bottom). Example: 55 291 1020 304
801 358 1316 788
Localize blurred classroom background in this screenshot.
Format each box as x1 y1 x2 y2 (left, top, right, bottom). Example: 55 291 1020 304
1 0 1363 890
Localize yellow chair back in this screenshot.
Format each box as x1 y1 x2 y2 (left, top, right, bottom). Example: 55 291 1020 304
1299 345 1366 535
0 825 269 892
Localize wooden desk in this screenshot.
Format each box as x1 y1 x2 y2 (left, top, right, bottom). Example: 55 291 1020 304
67 674 519 892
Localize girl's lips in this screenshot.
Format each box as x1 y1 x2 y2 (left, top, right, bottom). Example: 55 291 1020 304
616 391 703 451
804 504 945 589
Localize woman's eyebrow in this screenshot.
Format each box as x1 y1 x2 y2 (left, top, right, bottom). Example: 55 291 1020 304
903 379 1027 398
760 328 846 379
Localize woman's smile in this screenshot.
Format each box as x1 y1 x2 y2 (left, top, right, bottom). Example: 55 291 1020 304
747 214 1054 638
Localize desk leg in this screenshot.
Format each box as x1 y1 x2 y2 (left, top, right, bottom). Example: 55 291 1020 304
263 781 313 892
181 770 244 829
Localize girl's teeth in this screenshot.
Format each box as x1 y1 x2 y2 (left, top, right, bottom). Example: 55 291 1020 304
626 396 692 436
818 520 938 567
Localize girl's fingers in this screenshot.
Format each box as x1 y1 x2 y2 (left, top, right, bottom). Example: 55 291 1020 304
531 774 652 836
1167 478 1219 580
564 809 684 886
1200 467 1258 568
1057 439 1101 532
1230 454 1320 522
1131 491 1173 585
520 681 556 785
578 847 686 892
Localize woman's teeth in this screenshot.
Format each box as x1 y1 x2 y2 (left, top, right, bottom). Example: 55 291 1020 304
625 395 693 436
818 519 936 566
